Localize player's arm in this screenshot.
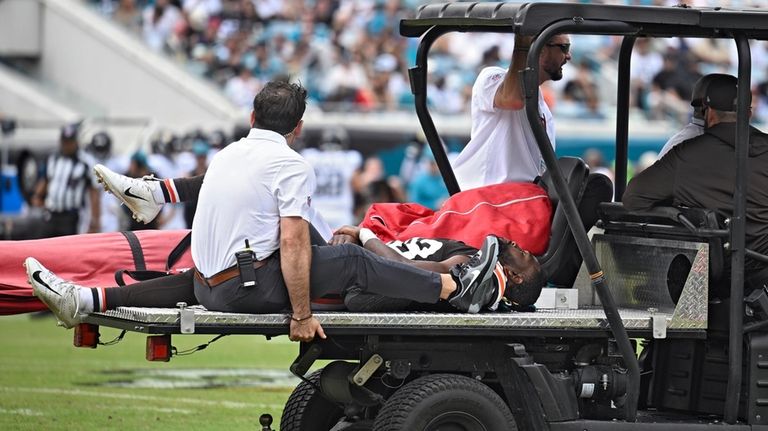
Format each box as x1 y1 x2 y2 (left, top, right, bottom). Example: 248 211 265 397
280 216 325 342
277 159 325 342
334 225 469 273
32 178 47 207
494 35 534 110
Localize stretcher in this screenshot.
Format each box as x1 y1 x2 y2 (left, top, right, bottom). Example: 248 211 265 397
82 233 710 341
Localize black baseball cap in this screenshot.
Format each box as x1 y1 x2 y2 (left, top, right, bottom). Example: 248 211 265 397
60 124 79 141
702 74 740 112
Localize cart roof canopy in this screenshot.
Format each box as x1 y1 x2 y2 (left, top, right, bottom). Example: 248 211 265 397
400 2 768 40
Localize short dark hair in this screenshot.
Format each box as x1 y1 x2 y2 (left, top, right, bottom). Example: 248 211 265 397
498 241 546 308
504 266 546 308
252 81 308 135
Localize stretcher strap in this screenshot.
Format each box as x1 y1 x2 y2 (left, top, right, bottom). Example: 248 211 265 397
167 231 192 270
120 231 146 271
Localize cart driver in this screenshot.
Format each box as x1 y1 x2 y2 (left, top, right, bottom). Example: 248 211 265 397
623 74 768 296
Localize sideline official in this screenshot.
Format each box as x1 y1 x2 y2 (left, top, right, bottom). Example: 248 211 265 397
32 125 101 237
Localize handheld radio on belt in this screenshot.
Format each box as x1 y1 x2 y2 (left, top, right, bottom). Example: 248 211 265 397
236 239 257 288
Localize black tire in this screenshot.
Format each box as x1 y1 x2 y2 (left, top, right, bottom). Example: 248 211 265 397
373 374 517 431
280 369 345 431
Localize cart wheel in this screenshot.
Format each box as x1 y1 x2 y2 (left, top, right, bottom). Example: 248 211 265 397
281 369 368 431
372 373 517 431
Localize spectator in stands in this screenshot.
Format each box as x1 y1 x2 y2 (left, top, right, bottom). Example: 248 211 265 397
408 157 448 211
648 52 700 124
142 0 182 53
32 125 101 237
112 0 142 35
224 65 262 111
561 60 605 120
629 38 664 112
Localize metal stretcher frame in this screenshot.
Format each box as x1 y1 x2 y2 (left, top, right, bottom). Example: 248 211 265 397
85 306 705 339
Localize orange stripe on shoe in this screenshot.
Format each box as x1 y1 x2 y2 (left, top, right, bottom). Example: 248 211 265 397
493 263 507 303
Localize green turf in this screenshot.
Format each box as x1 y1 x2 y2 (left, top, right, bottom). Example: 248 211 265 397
0 314 300 430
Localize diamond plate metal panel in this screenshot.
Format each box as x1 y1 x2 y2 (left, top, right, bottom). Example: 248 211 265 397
589 234 703 311
669 243 708 329
91 306 688 331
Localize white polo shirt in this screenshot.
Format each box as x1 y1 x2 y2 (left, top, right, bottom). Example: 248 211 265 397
191 128 316 277
453 66 556 190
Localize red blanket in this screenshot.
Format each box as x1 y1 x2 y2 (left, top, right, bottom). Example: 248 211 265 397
0 230 193 315
360 182 552 254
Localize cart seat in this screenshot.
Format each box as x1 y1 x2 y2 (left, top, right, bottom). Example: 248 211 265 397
535 157 590 284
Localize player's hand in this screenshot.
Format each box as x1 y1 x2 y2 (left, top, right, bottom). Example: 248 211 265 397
334 225 361 242
329 233 356 245
514 34 534 50
289 316 326 342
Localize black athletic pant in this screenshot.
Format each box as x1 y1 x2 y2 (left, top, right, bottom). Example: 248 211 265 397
101 224 440 312
104 270 198 308
193 242 442 314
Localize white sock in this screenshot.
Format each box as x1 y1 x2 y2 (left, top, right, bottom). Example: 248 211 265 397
151 181 166 204
78 288 94 314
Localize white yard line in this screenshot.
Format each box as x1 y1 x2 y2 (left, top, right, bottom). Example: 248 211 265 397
0 407 44 416
0 387 284 410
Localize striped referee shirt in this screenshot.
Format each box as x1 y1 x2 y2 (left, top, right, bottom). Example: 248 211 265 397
43 152 96 212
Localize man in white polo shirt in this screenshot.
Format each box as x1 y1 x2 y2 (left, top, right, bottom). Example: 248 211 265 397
27 81 506 343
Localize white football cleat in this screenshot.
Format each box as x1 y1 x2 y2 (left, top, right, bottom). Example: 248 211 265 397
94 164 162 224
25 257 86 329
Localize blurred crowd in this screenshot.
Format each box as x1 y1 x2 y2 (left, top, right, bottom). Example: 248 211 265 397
18 124 454 237
86 0 768 124
16 119 661 240
12 0 757 238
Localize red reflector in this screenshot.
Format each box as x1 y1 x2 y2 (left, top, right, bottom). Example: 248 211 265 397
146 335 172 362
73 324 99 348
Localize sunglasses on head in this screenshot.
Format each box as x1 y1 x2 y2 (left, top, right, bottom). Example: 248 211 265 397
546 43 571 54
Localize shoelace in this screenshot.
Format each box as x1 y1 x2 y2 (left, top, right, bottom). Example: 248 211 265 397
456 252 483 277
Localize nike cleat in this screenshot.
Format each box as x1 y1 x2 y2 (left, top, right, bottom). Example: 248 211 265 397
94 164 162 224
448 235 501 313
25 257 87 329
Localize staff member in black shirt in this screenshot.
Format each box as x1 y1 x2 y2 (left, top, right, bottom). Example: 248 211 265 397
32 125 101 237
624 74 768 294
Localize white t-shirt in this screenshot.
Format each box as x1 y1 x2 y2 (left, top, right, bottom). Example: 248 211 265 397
191 129 316 277
300 148 362 229
657 120 705 159
453 67 556 190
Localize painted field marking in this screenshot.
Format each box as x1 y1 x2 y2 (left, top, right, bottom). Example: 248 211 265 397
0 407 44 417
0 387 284 410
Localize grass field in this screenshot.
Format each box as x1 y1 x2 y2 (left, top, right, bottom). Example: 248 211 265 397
0 314 301 430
